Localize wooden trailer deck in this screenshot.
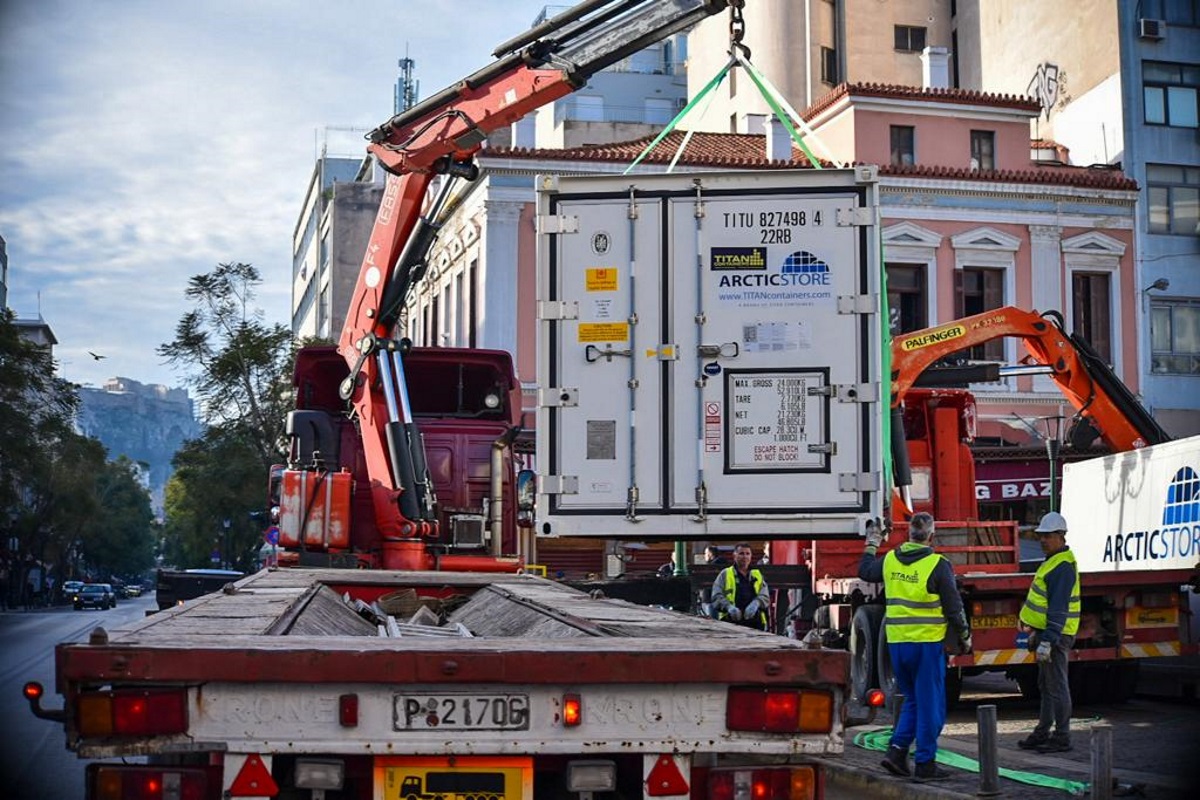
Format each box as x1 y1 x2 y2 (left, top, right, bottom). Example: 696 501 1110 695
57 568 850 687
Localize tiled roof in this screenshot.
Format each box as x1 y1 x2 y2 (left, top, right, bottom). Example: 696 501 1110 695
486 131 1137 191
801 82 1043 119
490 131 821 169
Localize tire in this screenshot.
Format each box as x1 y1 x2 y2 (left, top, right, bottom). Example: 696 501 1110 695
945 666 963 709
1111 660 1140 703
850 604 883 704
876 616 896 704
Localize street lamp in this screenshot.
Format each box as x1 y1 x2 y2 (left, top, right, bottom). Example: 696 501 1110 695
222 519 231 570
1042 415 1064 513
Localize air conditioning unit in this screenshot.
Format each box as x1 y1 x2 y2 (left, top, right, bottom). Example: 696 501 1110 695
1139 18 1165 40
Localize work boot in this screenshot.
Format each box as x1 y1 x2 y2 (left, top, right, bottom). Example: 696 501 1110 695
1035 733 1072 753
1017 730 1051 750
913 761 951 782
880 745 911 777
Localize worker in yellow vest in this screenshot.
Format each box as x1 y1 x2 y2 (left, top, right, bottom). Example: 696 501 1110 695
1017 511 1081 753
859 512 972 782
711 542 770 630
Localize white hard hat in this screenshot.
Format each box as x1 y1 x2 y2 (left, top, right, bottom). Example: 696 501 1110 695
1034 511 1068 534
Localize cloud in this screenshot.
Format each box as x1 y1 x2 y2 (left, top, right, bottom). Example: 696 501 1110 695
0 0 549 389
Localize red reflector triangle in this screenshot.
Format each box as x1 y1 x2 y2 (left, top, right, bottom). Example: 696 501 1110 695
228 754 279 797
646 754 689 796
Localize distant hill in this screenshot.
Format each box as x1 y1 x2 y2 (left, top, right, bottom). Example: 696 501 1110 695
75 377 204 517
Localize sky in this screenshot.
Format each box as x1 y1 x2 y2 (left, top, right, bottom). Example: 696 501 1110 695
0 0 553 390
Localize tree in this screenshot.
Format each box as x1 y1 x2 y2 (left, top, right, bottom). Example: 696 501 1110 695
159 262 293 466
158 263 293 569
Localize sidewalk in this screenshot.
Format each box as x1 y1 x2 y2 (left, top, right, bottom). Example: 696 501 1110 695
823 706 1197 800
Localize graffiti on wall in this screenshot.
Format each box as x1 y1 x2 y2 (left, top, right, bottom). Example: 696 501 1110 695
1027 62 1071 119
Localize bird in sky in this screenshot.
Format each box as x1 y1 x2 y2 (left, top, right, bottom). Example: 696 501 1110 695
88 351 107 360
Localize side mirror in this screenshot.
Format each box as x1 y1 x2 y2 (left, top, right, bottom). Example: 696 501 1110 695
516 469 535 528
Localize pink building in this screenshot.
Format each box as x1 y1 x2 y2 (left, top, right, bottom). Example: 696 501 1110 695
415 83 1139 524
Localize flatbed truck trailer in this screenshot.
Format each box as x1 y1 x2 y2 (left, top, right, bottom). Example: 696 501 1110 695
26 567 864 799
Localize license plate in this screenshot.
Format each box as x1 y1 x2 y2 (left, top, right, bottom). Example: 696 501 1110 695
395 694 530 731
974 614 1018 629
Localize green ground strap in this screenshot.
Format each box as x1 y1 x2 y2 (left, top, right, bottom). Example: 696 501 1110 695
879 234 893 494
622 57 735 174
852 727 1090 796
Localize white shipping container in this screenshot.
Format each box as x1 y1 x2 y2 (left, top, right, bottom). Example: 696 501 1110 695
1060 435 1200 573
535 169 885 539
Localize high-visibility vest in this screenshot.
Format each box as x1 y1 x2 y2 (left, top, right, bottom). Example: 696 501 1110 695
720 567 767 627
882 547 947 643
1019 549 1081 635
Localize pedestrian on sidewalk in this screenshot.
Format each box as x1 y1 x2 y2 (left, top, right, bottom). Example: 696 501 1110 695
859 512 973 782
1017 511 1080 754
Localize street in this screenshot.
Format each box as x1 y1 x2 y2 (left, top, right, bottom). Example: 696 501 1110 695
0 593 156 800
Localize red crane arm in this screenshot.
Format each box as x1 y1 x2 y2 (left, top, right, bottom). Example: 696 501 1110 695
332 0 733 549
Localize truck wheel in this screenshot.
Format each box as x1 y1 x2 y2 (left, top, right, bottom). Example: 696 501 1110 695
875 618 896 703
850 604 883 703
1111 661 1140 703
945 666 963 709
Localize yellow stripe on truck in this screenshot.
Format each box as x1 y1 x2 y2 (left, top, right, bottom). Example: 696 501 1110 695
1119 641 1181 658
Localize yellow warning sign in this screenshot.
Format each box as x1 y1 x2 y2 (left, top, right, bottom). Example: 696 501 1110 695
578 322 629 343
586 268 618 292
378 756 532 800
1125 606 1178 629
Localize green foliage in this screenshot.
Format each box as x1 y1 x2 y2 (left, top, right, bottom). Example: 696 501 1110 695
157 263 292 569
0 310 155 581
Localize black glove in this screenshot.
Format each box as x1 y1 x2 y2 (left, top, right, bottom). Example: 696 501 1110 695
1027 631 1039 652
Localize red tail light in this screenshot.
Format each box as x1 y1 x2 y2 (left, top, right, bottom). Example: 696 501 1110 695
87 764 217 800
708 766 817 800
726 688 833 733
77 689 187 737
562 693 582 727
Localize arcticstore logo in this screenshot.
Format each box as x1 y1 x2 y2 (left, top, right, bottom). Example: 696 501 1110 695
1102 466 1200 564
713 249 833 307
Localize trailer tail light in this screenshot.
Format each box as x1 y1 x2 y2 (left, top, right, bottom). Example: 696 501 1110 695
77 689 187 737
866 688 886 708
726 688 833 733
562 692 583 727
87 763 217 800
708 766 817 800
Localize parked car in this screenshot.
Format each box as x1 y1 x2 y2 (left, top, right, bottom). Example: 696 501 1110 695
124 584 143 598
74 584 115 610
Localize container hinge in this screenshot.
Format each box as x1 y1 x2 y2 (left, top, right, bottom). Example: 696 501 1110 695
837 294 878 315
538 300 579 321
807 382 878 403
839 472 880 492
836 207 874 227
808 442 837 455
543 475 579 495
539 387 579 408
539 214 580 234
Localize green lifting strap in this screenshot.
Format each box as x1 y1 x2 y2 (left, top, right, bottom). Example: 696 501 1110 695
622 55 736 175
852 727 1090 796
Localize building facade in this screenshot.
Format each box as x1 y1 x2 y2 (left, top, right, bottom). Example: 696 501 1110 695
956 0 1200 436
404 83 1139 526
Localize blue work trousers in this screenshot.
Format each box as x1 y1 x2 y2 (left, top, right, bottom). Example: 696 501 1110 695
888 640 946 765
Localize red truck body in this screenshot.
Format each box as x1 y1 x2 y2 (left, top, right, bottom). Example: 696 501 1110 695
775 308 1197 706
